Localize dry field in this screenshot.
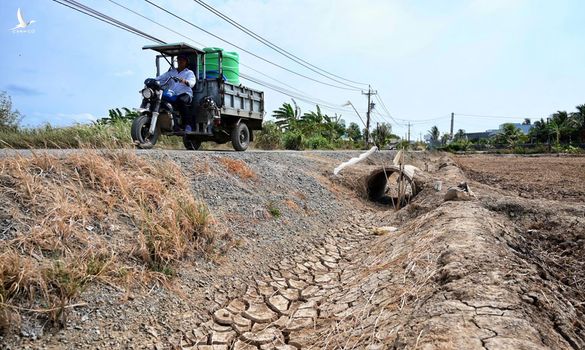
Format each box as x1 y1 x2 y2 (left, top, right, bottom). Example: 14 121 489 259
455 155 585 202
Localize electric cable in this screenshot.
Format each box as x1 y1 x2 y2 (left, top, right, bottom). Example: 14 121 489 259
240 74 356 113
52 0 164 44
454 113 541 120
55 0 360 115
106 0 307 96
144 0 362 91
191 0 367 88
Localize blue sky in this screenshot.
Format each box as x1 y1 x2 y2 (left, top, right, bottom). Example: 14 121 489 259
1 0 584 138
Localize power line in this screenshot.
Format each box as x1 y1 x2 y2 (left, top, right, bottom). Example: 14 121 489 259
106 0 307 96
53 0 164 44
105 0 356 112
373 93 407 128
106 0 206 47
394 115 451 123
454 113 540 120
191 0 367 88
373 110 405 130
240 73 355 113
144 0 362 91
58 0 361 116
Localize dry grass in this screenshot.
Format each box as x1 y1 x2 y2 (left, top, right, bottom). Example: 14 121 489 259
284 199 302 212
0 149 214 330
217 157 256 180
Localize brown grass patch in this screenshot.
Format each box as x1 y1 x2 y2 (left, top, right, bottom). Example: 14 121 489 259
284 199 301 212
0 150 215 331
217 157 256 180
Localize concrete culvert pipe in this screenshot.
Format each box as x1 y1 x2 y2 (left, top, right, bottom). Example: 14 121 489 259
366 166 418 206
333 165 421 207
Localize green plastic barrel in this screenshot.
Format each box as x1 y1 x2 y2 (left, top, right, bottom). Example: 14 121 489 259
198 47 240 85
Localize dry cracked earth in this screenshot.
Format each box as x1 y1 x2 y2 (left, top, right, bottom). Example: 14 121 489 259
1 150 584 350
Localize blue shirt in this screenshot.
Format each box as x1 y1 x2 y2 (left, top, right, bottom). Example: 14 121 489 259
156 68 196 97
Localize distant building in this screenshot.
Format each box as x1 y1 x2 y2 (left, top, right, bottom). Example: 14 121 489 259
464 120 534 141
465 130 498 141
499 123 532 134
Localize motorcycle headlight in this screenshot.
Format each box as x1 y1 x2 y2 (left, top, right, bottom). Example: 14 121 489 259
141 88 153 99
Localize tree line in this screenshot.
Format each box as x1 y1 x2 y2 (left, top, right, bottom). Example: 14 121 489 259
426 104 585 152
255 100 401 150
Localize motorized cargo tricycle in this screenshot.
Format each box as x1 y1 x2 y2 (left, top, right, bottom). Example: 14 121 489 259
132 43 264 151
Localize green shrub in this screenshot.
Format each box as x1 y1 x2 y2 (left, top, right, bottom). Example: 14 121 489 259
553 145 583 154
512 146 527 154
333 140 357 150
443 140 471 152
283 131 303 150
267 201 281 218
396 140 411 150
303 134 332 150
254 121 282 150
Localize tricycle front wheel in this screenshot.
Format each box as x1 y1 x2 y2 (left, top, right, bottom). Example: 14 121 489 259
131 115 159 149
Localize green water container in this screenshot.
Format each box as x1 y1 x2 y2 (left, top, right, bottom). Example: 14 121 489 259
199 47 240 85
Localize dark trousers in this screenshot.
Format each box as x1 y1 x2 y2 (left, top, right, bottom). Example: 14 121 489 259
176 94 192 126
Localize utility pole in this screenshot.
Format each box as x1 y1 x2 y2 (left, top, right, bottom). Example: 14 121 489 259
407 122 411 143
450 112 454 139
362 85 377 146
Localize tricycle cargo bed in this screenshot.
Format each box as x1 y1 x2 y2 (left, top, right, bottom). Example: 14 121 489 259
222 83 264 120
193 79 264 126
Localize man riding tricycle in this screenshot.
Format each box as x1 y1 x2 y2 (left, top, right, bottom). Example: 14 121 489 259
132 43 265 151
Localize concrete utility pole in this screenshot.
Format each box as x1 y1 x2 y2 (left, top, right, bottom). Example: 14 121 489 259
407 122 411 143
362 85 377 146
450 112 454 139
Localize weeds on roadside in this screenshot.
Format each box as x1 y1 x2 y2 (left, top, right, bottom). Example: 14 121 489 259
0 149 214 330
0 120 183 149
267 201 282 218
218 157 257 180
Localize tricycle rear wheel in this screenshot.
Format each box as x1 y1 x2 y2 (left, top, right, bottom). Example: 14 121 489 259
231 123 250 151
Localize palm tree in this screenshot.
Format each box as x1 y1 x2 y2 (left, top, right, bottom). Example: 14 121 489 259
496 123 524 148
322 114 345 142
548 111 575 145
298 105 327 137
454 129 466 141
371 122 393 148
346 122 362 142
301 105 324 125
427 126 440 143
273 101 300 131
529 118 549 143
571 104 585 143
440 133 450 146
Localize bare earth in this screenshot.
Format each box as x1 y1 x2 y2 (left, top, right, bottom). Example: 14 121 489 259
454 155 585 202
